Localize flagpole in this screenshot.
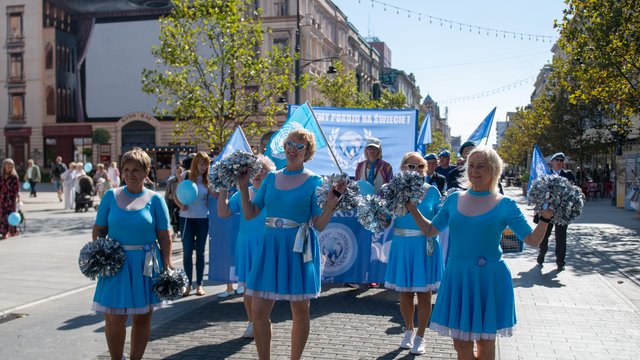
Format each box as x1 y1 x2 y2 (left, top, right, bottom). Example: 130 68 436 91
305 101 343 174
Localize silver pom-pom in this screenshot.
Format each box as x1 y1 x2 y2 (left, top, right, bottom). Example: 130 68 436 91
316 173 363 211
382 171 429 218
209 150 263 191
78 237 125 280
527 175 585 225
153 268 189 301
356 194 390 233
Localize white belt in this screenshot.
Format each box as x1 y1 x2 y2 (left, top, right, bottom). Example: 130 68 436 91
393 228 425 237
265 217 313 263
122 242 160 277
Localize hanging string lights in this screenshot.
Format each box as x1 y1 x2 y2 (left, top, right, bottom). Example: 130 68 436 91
357 0 558 43
440 75 537 104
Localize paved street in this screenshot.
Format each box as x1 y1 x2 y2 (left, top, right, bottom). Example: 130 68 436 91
1 184 639 359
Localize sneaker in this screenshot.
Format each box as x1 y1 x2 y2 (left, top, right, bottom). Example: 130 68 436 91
400 328 415 349
217 290 232 298
410 335 426 355
345 283 360 289
236 286 245 295
243 322 254 338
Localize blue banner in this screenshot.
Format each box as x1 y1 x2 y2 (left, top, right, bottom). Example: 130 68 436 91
465 107 496 146
215 126 252 163
416 112 432 155
287 105 418 176
207 196 241 283
528 144 552 192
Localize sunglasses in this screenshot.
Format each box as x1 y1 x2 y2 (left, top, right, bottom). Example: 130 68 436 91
555 158 565 162
285 139 306 150
405 163 425 170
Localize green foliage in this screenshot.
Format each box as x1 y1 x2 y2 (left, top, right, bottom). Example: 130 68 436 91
92 128 111 145
424 130 450 156
141 0 294 150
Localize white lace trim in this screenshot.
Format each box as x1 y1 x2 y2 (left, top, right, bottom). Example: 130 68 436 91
91 301 167 315
245 289 319 301
384 282 440 293
430 322 513 341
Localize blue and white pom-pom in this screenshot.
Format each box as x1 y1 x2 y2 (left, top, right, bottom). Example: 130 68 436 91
153 268 189 301
209 150 262 191
356 194 389 233
78 237 125 280
381 171 429 218
527 175 584 226
316 173 362 211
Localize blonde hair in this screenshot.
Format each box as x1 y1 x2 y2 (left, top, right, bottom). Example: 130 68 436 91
256 154 276 172
462 146 503 193
2 158 18 178
121 148 151 175
284 129 317 162
400 152 427 174
189 151 211 187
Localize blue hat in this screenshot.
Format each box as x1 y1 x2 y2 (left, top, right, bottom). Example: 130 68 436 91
438 150 450 158
551 152 566 161
460 141 477 155
424 153 437 161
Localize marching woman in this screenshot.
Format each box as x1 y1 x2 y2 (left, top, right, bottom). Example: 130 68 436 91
236 129 344 360
92 148 172 360
175 151 212 297
218 154 276 339
384 152 443 355
406 147 554 360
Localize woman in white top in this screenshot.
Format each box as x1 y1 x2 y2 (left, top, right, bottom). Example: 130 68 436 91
60 162 77 210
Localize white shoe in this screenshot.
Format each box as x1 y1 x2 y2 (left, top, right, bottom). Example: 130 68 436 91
243 322 254 338
217 290 232 298
236 286 245 295
410 335 426 355
400 328 415 349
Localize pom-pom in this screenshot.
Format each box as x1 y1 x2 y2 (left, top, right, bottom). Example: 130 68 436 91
527 175 585 225
356 194 389 233
381 171 429 218
316 173 363 212
209 150 262 191
153 268 189 301
78 237 125 280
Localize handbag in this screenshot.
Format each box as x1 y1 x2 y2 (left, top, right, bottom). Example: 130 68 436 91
500 227 523 253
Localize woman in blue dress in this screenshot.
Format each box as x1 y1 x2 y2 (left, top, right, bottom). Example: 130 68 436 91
406 147 554 360
237 129 344 360
218 154 276 339
384 152 444 355
92 148 172 360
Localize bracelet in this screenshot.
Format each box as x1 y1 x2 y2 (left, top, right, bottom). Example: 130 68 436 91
332 189 343 198
538 216 552 223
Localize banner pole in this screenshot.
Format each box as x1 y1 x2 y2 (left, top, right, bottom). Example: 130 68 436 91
306 101 343 174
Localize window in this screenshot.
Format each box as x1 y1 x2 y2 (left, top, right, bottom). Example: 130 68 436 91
45 43 53 69
9 53 23 80
9 93 25 122
46 86 55 115
275 1 288 16
8 13 22 40
273 37 289 54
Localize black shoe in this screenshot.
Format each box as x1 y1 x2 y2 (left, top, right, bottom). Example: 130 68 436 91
557 264 565 272
536 257 544 267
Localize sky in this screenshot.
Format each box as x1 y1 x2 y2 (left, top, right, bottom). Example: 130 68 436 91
331 0 567 145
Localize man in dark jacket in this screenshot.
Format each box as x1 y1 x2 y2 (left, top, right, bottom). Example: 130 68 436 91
446 141 476 190
424 153 446 193
536 152 576 271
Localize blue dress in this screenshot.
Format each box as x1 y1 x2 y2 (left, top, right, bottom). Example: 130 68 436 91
385 185 443 292
228 186 266 286
430 191 532 341
92 187 170 315
245 171 323 301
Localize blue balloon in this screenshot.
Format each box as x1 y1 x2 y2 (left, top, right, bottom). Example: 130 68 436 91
22 182 30 190
356 180 375 196
8 212 21 226
84 163 93 173
177 180 198 205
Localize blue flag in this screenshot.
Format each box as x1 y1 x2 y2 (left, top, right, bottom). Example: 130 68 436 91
465 107 496 146
528 144 551 191
416 112 432 155
214 126 253 163
265 102 327 169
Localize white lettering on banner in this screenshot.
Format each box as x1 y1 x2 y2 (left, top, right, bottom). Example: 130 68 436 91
373 114 409 125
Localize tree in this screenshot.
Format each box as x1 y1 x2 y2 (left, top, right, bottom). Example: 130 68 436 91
424 130 450 155
142 0 295 151
92 128 111 145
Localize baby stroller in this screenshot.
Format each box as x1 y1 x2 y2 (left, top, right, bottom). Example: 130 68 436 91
75 175 95 212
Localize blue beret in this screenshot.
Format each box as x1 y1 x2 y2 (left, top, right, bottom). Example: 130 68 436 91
424 153 437 161
438 150 450 157
551 152 566 161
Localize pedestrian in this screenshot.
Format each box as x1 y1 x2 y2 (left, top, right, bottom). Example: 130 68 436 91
236 129 344 360
175 151 213 297
446 141 476 190
23 159 41 197
384 152 443 355
406 147 554 360
424 152 446 193
536 152 576 271
107 161 121 189
92 163 109 199
164 166 183 241
51 156 67 202
91 148 172 360
354 137 393 195
218 155 276 339
434 150 456 182
60 162 77 210
0 159 20 239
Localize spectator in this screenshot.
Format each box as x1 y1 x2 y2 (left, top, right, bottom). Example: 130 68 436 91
0 159 20 239
51 156 67 202
354 137 393 195
24 159 41 197
164 166 184 241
